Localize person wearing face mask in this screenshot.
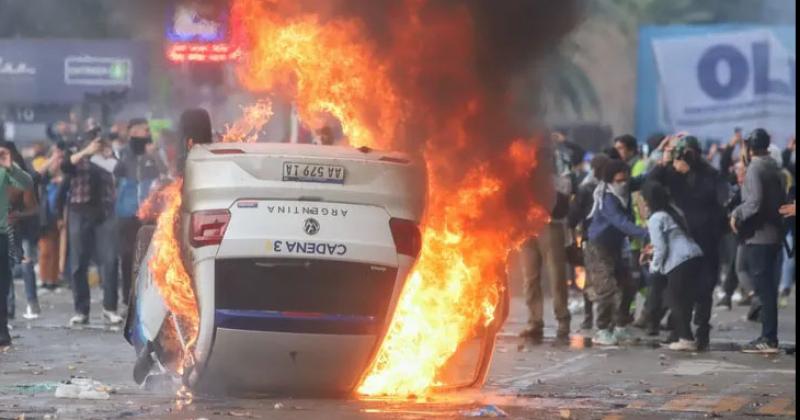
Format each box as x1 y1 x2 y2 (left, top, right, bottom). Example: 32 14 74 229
584 159 649 346
61 131 119 326
113 119 166 311
568 153 611 331
109 122 129 160
648 135 729 351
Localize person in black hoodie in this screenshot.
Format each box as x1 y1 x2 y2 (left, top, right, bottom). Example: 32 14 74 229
648 135 729 350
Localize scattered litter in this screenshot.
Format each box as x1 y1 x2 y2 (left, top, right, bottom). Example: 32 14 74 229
611 369 622 374
461 405 508 418
15 383 58 394
658 354 667 360
55 378 112 400
273 403 285 410
228 411 255 418
559 409 572 419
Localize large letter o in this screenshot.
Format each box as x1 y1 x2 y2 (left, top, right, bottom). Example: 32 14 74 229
697 45 749 100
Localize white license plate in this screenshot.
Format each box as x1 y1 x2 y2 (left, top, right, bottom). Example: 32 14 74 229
282 162 346 184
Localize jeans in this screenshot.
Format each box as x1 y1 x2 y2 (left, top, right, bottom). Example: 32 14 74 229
21 237 38 305
584 241 633 331
780 231 795 293
68 207 119 315
519 222 571 335
0 235 11 334
666 258 701 341
743 244 782 343
693 240 720 340
644 271 668 329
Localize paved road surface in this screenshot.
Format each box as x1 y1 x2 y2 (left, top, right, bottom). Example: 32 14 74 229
1 280 795 419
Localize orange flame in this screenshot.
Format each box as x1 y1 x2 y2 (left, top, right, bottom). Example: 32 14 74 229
574 266 586 291
146 179 198 368
359 142 546 396
228 0 552 397
221 99 274 143
230 0 402 148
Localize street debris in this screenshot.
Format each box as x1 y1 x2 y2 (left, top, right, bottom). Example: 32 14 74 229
461 404 508 417
54 378 113 400
228 411 256 418
14 383 58 394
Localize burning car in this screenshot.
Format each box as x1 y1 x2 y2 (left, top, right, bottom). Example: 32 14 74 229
125 142 428 394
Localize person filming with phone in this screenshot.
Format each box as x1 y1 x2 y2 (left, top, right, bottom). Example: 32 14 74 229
61 129 121 327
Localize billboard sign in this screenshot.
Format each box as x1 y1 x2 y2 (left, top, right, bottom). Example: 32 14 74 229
65 56 133 87
637 25 796 145
0 40 149 104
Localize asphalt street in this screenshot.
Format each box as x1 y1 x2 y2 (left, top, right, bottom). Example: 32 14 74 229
0 279 795 420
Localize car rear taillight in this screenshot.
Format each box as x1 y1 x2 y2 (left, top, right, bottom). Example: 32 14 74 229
191 210 231 247
389 218 422 258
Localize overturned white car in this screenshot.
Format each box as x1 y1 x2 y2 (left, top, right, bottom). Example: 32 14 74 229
125 142 428 394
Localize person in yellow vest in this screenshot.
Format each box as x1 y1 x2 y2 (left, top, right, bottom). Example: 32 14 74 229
613 135 648 326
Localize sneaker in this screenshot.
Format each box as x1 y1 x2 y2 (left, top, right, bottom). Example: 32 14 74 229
0 329 11 347
738 294 753 306
593 329 618 346
779 296 790 308
103 310 124 325
741 338 780 354
68 313 89 327
668 339 697 352
716 295 732 310
660 332 678 345
22 303 41 320
731 290 743 304
613 326 634 343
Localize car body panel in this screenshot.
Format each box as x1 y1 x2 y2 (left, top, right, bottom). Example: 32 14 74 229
128 143 427 394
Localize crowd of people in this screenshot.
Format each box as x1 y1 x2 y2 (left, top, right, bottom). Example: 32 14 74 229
1 116 796 355
521 128 796 354
0 116 177 346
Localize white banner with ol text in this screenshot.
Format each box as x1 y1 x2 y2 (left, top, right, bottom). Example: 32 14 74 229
652 29 795 143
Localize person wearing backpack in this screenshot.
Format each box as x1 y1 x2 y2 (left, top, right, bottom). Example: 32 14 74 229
113 119 165 309
731 129 787 354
